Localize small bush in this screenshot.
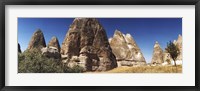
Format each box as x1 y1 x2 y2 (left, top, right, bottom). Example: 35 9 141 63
61 64 84 73
71 65 84 73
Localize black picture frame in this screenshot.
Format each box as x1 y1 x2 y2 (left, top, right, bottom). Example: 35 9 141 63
0 0 199 91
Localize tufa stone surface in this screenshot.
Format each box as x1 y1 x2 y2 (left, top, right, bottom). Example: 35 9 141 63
27 29 46 50
174 34 182 60
48 36 61 52
151 41 164 64
41 46 61 59
109 30 146 66
60 18 117 71
162 51 172 65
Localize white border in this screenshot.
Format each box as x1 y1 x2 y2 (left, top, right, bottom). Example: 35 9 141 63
5 5 195 86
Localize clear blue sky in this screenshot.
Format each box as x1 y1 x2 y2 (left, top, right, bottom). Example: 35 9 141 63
18 18 182 63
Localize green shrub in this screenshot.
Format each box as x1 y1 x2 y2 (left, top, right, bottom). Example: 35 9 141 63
18 49 84 73
62 65 84 73
18 49 63 73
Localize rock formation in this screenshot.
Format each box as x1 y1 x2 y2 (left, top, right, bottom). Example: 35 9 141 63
18 43 21 53
41 46 61 59
151 34 182 65
27 29 46 50
109 30 146 66
151 41 163 64
174 34 182 60
61 18 117 71
40 36 61 60
163 51 172 65
48 36 60 52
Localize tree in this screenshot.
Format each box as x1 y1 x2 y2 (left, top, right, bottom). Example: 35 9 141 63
165 41 180 67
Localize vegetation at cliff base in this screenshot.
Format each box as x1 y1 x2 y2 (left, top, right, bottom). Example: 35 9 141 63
18 49 84 73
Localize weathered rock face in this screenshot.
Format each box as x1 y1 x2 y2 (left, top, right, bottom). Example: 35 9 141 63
151 34 182 65
48 36 60 52
27 29 46 50
18 43 21 53
109 30 129 60
163 52 172 64
151 41 163 64
174 34 182 60
41 46 61 59
61 18 117 71
109 30 146 66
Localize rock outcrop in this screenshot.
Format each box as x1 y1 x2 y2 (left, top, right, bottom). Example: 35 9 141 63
151 34 182 65
41 46 61 59
18 43 21 53
109 30 146 66
41 36 61 59
27 29 46 50
48 36 61 52
174 34 182 60
163 51 172 65
61 18 117 71
151 41 163 64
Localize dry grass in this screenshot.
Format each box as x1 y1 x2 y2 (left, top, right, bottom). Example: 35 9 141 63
106 65 182 73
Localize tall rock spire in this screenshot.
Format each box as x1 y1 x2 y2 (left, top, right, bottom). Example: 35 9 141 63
109 30 129 60
109 29 146 66
61 18 117 71
48 36 60 52
174 34 182 60
27 29 46 50
151 41 163 64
